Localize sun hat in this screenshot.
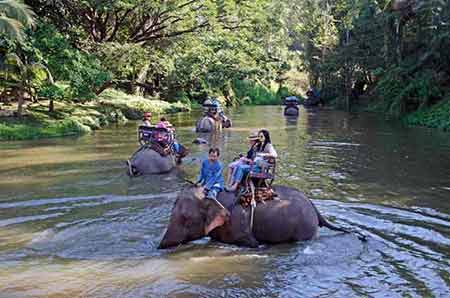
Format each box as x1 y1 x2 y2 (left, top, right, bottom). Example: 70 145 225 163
247 131 258 140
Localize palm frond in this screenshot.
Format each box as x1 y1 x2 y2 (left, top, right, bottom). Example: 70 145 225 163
0 0 35 27
0 15 24 41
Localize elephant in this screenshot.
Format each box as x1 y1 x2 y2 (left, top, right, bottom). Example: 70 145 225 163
127 144 188 176
284 106 299 116
159 185 354 249
195 116 222 133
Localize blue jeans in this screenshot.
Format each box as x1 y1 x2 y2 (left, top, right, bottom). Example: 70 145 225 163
232 164 250 184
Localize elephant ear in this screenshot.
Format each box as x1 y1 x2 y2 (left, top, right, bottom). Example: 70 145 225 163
204 200 230 235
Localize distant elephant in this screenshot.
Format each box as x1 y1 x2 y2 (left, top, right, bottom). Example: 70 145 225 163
304 95 324 107
159 185 351 248
127 144 188 176
195 116 222 133
284 106 299 116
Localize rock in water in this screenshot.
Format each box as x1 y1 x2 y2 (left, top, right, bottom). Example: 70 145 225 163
193 138 208 144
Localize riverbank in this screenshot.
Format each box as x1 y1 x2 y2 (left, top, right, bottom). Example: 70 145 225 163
0 89 190 141
402 98 450 130
346 95 450 131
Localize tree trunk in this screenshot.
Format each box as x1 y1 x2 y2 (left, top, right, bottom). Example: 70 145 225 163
134 63 150 96
16 90 24 118
49 99 54 113
344 30 351 111
395 19 403 65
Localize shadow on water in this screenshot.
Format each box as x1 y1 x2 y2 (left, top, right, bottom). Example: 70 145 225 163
0 106 449 297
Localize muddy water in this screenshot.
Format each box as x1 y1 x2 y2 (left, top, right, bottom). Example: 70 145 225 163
0 106 449 297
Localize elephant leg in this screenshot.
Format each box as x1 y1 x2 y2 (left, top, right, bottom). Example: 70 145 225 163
210 205 259 248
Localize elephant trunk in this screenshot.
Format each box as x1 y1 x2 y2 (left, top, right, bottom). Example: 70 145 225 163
159 225 187 249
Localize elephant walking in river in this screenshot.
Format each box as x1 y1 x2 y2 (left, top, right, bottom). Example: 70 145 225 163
127 143 189 175
127 146 176 175
159 185 350 248
195 116 222 133
284 106 299 116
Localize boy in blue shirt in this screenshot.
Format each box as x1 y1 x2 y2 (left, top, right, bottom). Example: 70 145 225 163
196 148 224 200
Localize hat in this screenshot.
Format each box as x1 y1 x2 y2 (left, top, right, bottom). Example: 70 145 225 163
247 131 258 140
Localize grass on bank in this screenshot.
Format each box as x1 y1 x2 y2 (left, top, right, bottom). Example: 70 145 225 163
0 89 190 141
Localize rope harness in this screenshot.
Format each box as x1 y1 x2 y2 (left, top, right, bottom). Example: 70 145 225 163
238 185 277 230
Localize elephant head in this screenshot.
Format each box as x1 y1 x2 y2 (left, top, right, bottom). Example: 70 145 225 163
159 186 230 249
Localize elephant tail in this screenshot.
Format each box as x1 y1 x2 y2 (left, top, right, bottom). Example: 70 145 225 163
310 200 368 242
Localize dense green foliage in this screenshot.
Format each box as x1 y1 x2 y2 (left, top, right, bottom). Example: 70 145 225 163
2 0 450 139
404 97 450 130
288 0 450 125
0 89 188 140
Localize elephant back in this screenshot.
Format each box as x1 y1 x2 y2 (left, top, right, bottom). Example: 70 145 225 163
284 106 299 116
196 116 221 132
127 146 175 175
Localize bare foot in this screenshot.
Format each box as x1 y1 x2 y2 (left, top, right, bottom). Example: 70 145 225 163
226 183 238 192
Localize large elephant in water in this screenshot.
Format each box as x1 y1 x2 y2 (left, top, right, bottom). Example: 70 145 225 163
284 106 299 116
159 185 352 248
195 116 222 133
127 145 188 175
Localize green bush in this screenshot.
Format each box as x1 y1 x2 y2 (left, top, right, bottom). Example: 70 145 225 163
0 119 89 140
403 97 450 130
98 89 190 119
232 79 282 105
31 23 111 100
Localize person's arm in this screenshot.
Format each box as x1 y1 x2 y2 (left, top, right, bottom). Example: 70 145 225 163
261 143 277 158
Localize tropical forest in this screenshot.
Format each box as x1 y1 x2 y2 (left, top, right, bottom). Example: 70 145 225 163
1 0 450 140
1 2 450 297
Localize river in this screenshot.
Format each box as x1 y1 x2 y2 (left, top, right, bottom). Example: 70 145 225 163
0 106 449 297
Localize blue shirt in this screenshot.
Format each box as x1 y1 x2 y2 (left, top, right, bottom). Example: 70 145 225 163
197 159 224 190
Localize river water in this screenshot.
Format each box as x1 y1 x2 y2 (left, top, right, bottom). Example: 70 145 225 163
0 106 449 297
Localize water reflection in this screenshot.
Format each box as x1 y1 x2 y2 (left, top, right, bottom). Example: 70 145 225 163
0 106 449 297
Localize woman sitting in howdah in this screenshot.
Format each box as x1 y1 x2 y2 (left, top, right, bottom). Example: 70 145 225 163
226 130 259 187
226 129 277 192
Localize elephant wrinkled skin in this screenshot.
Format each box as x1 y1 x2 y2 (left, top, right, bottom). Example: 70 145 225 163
127 147 175 175
159 185 348 248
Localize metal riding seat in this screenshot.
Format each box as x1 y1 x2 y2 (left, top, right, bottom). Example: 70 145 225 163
283 96 300 106
239 155 277 207
138 125 174 147
245 155 276 188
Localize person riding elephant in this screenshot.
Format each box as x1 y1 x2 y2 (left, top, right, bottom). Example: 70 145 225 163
226 129 277 192
159 184 353 249
155 117 183 158
195 148 224 200
127 120 188 175
226 131 258 188
142 112 152 126
196 97 232 132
